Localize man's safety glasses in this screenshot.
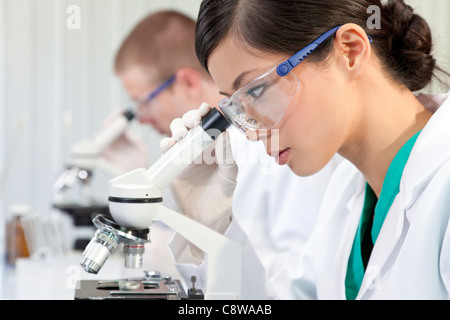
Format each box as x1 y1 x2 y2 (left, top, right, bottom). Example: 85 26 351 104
138 75 176 107
218 26 342 134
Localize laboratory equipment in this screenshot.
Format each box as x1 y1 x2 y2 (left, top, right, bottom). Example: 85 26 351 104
74 270 190 300
79 107 243 300
80 214 150 274
53 109 135 249
5 205 32 265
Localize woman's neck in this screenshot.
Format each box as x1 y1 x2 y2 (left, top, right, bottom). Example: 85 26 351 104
338 80 432 197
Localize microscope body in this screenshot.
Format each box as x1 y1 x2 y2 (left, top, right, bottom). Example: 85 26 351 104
81 108 242 299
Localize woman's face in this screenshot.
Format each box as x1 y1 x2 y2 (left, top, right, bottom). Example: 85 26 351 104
208 36 354 176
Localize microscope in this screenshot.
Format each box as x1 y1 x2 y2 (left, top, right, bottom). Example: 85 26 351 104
77 108 242 300
53 110 135 249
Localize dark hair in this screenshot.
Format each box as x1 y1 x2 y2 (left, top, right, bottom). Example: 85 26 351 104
195 0 446 92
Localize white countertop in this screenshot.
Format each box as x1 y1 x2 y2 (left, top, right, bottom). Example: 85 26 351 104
1 222 182 300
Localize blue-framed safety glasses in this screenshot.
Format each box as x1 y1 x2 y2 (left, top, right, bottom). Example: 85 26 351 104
139 75 176 106
218 26 343 133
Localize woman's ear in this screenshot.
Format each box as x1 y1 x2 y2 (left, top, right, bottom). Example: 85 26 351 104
333 23 372 80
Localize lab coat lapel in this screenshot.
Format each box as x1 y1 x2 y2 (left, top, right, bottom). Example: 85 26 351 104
335 176 366 299
401 92 450 213
333 169 407 300
314 160 364 299
357 197 406 299
358 91 450 299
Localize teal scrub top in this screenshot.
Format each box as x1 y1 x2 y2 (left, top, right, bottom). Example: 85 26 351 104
345 131 421 300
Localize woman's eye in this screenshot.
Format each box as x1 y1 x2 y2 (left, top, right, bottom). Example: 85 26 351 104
246 83 266 99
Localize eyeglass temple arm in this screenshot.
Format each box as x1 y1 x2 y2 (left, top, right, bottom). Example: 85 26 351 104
276 25 343 77
145 75 176 103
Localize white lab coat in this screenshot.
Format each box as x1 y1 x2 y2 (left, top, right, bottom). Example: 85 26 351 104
168 127 341 299
171 92 450 300
292 91 450 299
229 127 341 298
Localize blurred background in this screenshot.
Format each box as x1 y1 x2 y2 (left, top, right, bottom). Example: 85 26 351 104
0 0 448 299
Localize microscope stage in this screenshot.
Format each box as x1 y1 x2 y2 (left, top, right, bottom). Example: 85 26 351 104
74 278 187 300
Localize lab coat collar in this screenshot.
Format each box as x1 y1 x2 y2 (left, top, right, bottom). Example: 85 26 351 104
358 92 450 299
400 91 450 216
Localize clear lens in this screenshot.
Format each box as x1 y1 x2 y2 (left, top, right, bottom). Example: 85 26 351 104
219 68 299 133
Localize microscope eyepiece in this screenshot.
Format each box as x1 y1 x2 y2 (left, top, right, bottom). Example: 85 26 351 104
201 108 230 138
122 109 135 121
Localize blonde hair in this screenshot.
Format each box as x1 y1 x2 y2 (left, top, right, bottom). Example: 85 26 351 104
115 10 208 83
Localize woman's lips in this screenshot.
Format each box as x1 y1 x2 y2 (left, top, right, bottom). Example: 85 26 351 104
275 148 291 165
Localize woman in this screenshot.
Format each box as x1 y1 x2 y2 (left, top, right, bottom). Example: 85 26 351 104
165 0 450 299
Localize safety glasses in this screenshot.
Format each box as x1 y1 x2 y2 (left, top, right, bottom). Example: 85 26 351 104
218 26 342 134
138 75 176 107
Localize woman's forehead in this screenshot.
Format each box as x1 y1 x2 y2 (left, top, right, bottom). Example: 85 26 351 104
208 35 285 95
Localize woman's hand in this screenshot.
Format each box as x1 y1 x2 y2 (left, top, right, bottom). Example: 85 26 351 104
160 103 238 260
